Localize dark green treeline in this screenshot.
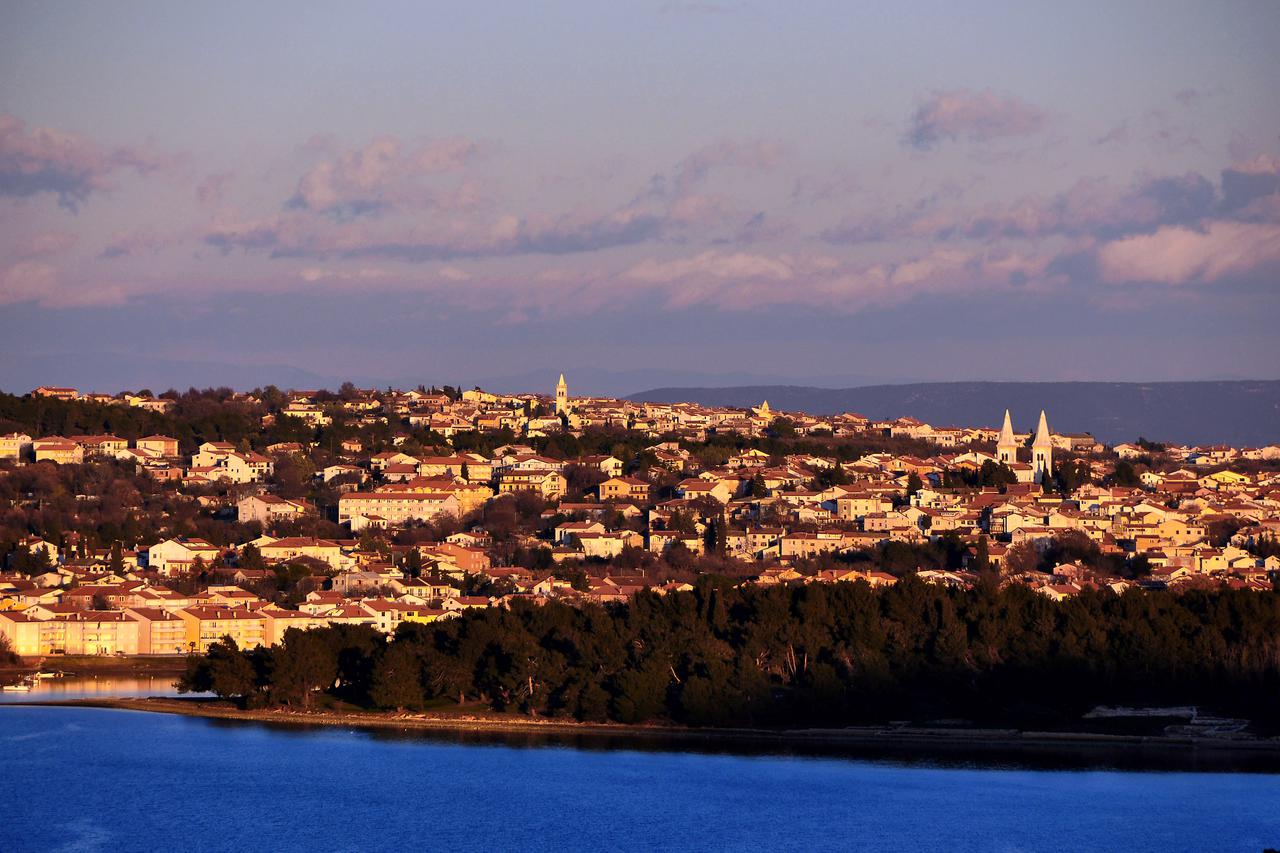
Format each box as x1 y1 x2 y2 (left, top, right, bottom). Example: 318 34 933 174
180 579 1280 730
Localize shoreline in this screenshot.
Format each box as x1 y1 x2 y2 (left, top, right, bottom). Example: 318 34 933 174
14 696 1280 771
2 656 189 680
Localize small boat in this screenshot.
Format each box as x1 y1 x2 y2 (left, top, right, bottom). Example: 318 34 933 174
2 681 33 692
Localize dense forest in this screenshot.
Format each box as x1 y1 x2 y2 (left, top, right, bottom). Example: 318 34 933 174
181 580 1280 731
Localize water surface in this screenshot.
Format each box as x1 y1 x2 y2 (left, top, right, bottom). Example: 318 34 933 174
2 703 1277 852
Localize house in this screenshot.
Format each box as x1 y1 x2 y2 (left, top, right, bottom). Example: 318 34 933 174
257 537 351 571
555 520 606 545
68 434 128 458
599 476 650 503
147 538 221 576
580 455 625 478
33 438 84 465
0 432 33 461
676 478 737 503
178 607 267 652
369 451 419 472
124 608 188 654
322 463 365 484
262 609 324 645
237 494 311 525
497 470 567 499
190 442 274 483
576 530 644 559
281 402 331 426
338 491 462 530
33 386 79 400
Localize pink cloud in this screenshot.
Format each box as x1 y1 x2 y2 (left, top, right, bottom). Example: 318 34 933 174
1097 221 1280 285
620 248 1051 312
0 261 127 308
99 229 176 259
12 230 77 259
664 138 784 197
287 135 483 216
904 89 1046 150
0 113 171 210
195 172 233 207
824 170 1221 245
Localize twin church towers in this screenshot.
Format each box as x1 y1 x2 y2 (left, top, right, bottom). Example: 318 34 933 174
998 409 1054 484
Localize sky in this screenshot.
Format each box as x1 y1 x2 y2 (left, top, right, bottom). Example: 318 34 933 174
1 1 1278 394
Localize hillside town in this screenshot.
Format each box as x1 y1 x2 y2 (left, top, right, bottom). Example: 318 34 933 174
1 377 1278 658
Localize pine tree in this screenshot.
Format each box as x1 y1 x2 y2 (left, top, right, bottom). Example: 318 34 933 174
973 535 991 573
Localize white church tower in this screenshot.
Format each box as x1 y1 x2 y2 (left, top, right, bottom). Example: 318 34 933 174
1032 409 1053 483
997 409 1018 467
555 373 569 416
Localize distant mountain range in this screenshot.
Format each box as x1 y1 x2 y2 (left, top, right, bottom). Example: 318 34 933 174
627 381 1280 447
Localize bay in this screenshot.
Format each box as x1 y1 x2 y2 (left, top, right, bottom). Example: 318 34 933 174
2 698 1278 853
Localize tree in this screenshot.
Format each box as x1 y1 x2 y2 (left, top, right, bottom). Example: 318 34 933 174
270 629 338 709
769 417 797 439
906 472 923 497
239 542 264 570
108 541 124 574
177 637 256 704
972 535 991 574
403 548 423 579
370 642 424 710
0 633 19 665
1003 542 1042 576
1112 460 1141 487
9 545 52 577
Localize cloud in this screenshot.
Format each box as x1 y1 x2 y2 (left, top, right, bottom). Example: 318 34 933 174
822 170 1227 246
1173 87 1214 108
195 172 233 207
625 250 796 284
0 261 126 308
11 230 77 260
0 113 170 210
790 173 862 204
298 266 394 283
1096 221 1280 285
618 247 1050 312
1219 155 1280 217
658 138 783 198
1092 109 1202 153
99 229 175 259
209 137 784 262
286 135 483 218
903 90 1046 150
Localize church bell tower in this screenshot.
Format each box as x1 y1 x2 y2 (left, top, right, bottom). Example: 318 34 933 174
1032 409 1053 483
555 373 568 416
997 409 1017 467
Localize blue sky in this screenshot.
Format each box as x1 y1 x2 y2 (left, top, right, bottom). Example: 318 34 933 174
1 1 1278 392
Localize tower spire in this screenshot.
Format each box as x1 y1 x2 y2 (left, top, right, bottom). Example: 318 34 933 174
997 409 1018 467
555 373 568 416
998 409 1015 446
1032 410 1053 483
1033 410 1051 447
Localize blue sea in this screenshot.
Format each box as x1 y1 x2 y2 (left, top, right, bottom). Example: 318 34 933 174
2 680 1278 852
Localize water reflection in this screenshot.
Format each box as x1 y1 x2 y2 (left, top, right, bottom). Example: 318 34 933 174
202 711 1280 774
0 674 197 703
7 675 1280 775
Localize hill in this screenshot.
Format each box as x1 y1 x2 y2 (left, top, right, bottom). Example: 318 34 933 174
627 381 1280 447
